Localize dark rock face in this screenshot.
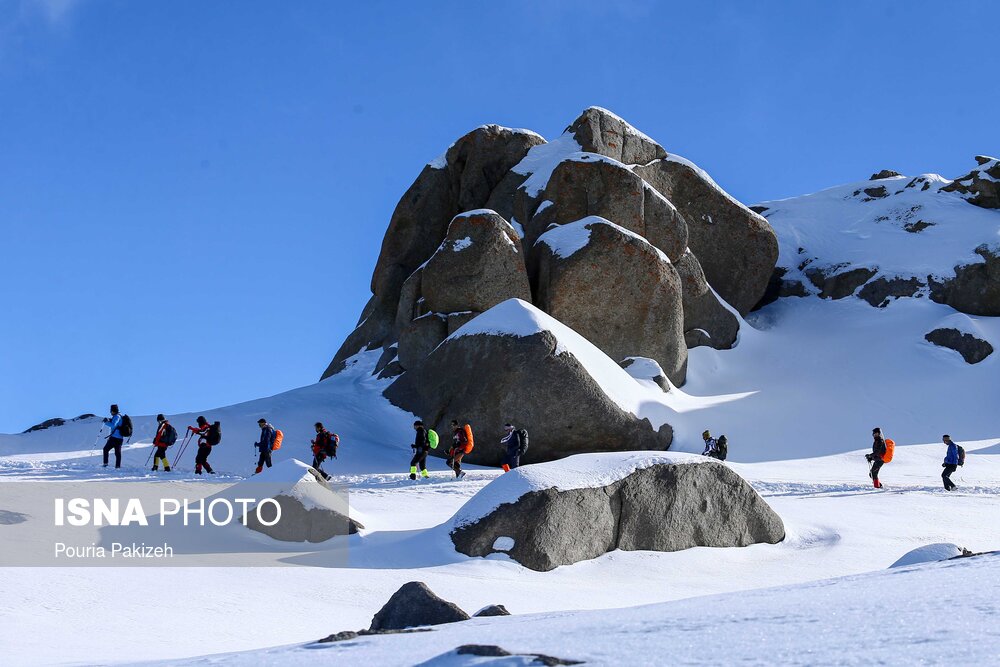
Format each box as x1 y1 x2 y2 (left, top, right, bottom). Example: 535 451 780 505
858 277 924 308
870 169 903 180
397 314 448 372
384 320 673 467
453 645 583 666
929 246 1000 316
674 250 739 349
634 158 778 315
323 296 397 379
451 460 785 571
941 156 1000 209
533 218 687 384
806 266 877 300
23 414 97 433
754 267 809 310
421 210 531 315
369 582 470 631
244 494 363 543
566 106 667 165
925 328 994 364
472 604 511 617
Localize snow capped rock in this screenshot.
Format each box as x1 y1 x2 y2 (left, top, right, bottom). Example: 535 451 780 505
889 543 966 568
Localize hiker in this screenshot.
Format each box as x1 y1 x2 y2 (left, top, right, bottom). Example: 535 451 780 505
941 435 961 491
500 423 524 472
254 419 276 474
102 404 125 469
311 422 338 481
151 414 177 472
448 420 474 479
409 420 430 480
865 427 889 489
701 430 717 457
187 416 216 475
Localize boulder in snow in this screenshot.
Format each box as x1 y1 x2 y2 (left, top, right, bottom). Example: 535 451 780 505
384 299 674 466
924 328 994 364
397 313 448 372
472 604 511 618
533 217 687 384
857 276 924 308
566 106 667 166
450 453 785 571
369 581 470 631
674 250 740 349
940 156 1000 209
241 460 363 542
929 245 1000 316
805 265 877 300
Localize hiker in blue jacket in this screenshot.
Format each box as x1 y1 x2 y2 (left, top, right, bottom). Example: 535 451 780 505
102 404 124 469
941 434 960 491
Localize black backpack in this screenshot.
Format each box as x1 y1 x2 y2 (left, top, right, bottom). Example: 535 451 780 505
324 432 339 457
715 435 728 461
162 423 178 446
517 429 529 456
207 421 222 446
119 414 133 439
957 445 966 467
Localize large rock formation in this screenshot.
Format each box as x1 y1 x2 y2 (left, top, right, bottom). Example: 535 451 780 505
384 300 673 466
924 327 994 364
369 582 470 631
941 156 1000 209
533 217 686 384
451 453 785 572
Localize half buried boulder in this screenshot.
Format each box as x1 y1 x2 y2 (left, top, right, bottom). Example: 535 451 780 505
369 581 470 631
383 299 674 466
451 452 784 572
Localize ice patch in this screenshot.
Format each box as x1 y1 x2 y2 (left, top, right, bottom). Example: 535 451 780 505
451 237 473 252
535 216 671 264
512 133 582 197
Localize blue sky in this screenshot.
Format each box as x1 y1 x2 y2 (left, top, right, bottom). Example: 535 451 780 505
1 0 997 432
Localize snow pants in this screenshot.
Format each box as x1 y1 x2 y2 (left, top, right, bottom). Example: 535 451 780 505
255 449 272 474
312 452 331 480
195 445 214 474
409 449 428 478
942 464 958 490
870 459 884 482
502 450 520 472
103 437 123 468
153 445 170 469
451 449 466 477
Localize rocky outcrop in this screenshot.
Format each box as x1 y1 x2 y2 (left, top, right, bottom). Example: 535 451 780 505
533 218 686 384
929 246 1000 316
23 414 96 433
421 210 531 314
674 250 739 349
472 604 511 617
941 156 1000 209
396 314 448 372
805 266 878 300
634 158 778 314
451 455 785 571
567 106 667 165
369 582 470 631
925 328 994 364
858 276 924 308
384 300 673 466
870 169 903 180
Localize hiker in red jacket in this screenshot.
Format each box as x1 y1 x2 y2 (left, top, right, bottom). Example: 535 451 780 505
151 414 177 472
310 422 337 481
187 416 216 475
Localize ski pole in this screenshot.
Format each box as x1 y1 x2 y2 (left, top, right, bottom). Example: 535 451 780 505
173 432 193 469
145 445 156 467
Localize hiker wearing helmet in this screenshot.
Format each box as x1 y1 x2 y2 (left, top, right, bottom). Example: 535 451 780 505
701 430 717 457
941 435 960 491
865 427 889 489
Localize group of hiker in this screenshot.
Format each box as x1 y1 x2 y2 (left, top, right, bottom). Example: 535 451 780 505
408 420 529 480
99 405 339 478
865 427 967 491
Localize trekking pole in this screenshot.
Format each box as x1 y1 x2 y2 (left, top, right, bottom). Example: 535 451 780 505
91 425 106 454
173 432 193 470
145 445 156 467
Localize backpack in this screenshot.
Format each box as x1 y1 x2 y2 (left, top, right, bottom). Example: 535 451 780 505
715 435 728 461
882 438 895 463
272 429 283 451
517 429 529 456
463 424 475 453
957 445 966 467
428 429 440 449
162 423 178 447
207 421 222 446
119 414 133 439
324 432 339 457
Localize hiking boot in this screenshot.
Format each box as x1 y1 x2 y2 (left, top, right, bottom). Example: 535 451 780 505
164 467 171 472
409 473 417 480
152 466 158 471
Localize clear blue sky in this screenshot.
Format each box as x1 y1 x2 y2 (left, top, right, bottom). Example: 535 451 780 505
1 0 997 432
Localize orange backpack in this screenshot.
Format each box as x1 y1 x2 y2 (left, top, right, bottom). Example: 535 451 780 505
882 438 895 463
272 429 284 451
463 424 474 453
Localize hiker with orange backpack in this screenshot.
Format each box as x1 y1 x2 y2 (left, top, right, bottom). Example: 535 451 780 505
865 427 894 488
254 418 280 474
447 420 474 479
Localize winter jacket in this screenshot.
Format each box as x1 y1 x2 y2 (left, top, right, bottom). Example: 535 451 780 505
153 422 176 447
313 430 338 456
501 429 521 455
702 438 717 456
413 427 430 452
944 443 960 466
872 435 887 461
105 414 123 440
257 424 276 452
190 423 210 444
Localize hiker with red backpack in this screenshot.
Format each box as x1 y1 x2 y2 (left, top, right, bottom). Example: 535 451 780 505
188 416 218 475
311 422 338 480
865 427 894 488
447 420 474 479
941 435 963 491
254 419 280 474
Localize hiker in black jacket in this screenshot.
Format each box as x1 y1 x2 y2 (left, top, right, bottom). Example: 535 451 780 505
409 420 430 480
500 423 522 472
865 427 887 489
